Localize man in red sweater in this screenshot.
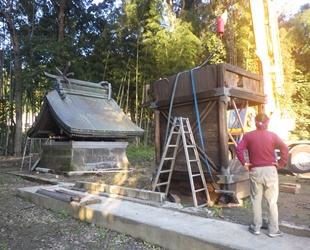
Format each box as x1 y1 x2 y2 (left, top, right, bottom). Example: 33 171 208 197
236 113 289 237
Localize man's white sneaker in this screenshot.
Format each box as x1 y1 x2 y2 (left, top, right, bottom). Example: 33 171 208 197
268 230 283 237
248 227 260 235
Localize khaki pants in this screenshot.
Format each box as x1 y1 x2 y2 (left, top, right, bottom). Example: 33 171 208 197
249 166 279 233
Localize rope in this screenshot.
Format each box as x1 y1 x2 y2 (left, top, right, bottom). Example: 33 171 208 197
164 73 182 149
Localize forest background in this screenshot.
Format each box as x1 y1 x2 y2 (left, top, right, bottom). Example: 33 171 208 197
0 0 310 157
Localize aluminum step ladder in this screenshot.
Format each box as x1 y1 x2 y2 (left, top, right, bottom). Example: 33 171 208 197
152 117 210 207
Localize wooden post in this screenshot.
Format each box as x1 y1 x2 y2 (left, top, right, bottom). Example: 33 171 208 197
155 110 161 165
218 96 229 170
217 63 225 87
217 63 229 170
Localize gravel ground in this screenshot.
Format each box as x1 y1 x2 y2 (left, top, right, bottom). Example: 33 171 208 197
1 157 309 250
0 160 165 250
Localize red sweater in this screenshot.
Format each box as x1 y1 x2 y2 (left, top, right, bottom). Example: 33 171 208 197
236 129 289 168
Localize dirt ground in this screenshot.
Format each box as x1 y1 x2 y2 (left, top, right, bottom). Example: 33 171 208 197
0 157 309 250
0 158 165 250
220 168 310 230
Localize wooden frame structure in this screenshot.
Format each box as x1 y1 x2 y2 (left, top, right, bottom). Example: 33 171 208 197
145 63 266 200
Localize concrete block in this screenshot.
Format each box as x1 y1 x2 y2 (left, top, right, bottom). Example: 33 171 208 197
167 193 181 203
39 141 130 171
17 184 310 250
74 181 107 192
73 181 165 202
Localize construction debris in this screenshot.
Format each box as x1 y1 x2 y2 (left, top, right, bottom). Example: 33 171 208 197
54 188 85 201
36 188 73 202
63 169 133 177
36 187 102 207
78 195 102 208
35 167 55 174
296 173 310 183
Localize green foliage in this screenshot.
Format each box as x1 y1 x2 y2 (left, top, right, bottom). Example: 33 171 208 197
1 0 310 153
97 227 108 241
209 206 223 218
126 144 155 166
233 1 258 72
142 241 163 250
56 210 70 220
0 176 4 186
242 197 252 209
0 244 9 250
280 6 310 139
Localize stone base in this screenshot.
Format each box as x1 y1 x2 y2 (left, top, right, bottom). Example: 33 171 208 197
224 179 250 200
38 140 129 171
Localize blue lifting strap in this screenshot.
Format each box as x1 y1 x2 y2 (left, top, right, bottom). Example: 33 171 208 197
190 67 231 195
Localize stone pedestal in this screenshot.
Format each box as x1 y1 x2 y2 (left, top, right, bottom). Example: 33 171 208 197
38 140 129 171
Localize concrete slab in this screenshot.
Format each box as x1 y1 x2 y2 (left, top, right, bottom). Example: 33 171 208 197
17 185 309 250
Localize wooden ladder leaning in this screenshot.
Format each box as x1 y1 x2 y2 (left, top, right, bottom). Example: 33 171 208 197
152 117 210 207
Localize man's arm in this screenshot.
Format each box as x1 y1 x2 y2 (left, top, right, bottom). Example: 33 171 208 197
236 138 247 166
274 135 289 168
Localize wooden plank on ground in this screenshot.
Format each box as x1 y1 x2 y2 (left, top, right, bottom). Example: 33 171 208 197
296 174 310 183
279 183 301 194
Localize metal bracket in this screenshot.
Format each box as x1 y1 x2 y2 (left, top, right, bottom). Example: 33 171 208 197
214 87 231 97
217 166 235 184
217 174 235 184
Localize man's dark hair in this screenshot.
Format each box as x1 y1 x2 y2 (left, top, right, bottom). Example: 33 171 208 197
255 113 269 123
255 113 270 129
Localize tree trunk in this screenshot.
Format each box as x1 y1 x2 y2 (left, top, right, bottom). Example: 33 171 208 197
51 0 66 41
0 9 23 157
135 40 139 126
125 73 130 115
51 0 66 63
58 0 66 40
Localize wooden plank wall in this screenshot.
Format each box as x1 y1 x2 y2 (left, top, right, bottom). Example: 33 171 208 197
154 63 263 106
158 100 221 173
153 63 264 175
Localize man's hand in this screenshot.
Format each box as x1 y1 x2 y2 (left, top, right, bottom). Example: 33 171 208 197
273 162 280 169
244 163 252 171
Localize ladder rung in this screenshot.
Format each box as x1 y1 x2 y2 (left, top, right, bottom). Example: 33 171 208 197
195 188 207 193
155 182 169 187
153 117 210 207
159 169 173 174
197 203 208 208
192 173 201 177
